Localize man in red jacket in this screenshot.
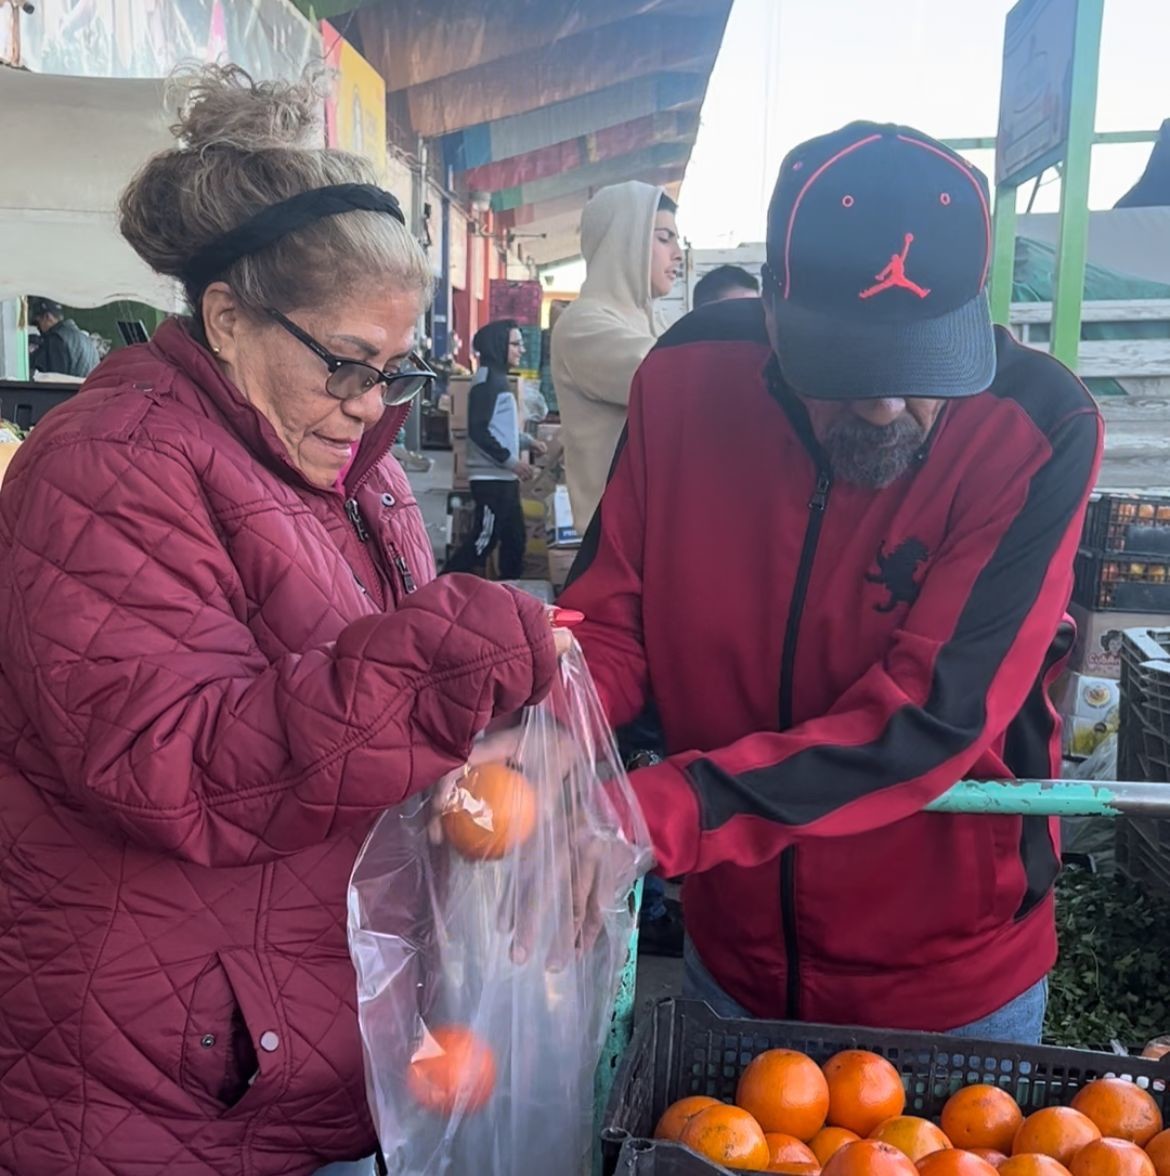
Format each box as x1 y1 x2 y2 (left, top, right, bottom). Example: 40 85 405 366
560 122 1102 1041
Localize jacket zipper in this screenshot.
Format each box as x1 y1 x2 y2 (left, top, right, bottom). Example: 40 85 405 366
343 493 415 599
777 466 832 1020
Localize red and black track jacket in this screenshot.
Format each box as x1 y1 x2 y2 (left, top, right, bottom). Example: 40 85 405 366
560 297 1102 1031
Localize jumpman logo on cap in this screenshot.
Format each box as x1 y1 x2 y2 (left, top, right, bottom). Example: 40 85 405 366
859 233 931 301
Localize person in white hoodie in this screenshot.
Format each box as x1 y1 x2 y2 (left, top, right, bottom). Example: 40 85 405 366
552 181 683 532
553 181 685 959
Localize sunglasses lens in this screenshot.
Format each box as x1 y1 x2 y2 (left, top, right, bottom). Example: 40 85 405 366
327 363 382 400
383 373 431 407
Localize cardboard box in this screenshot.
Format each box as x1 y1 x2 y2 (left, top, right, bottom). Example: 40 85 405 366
547 544 580 589
546 484 580 546
1069 602 1170 679
450 432 469 491
520 497 548 580
1059 672 1121 758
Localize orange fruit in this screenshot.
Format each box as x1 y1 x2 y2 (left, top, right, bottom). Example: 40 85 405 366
942 1087 1025 1154
1070 1139 1156 1176
406 1024 495 1114
870 1116 953 1163
1013 1108 1102 1166
918 1151 1003 1176
971 1151 1011 1169
655 1095 722 1141
767 1133 821 1169
441 762 537 859
680 1103 771 1171
824 1051 907 1137
737 1049 831 1141
1000 1156 1075 1176
824 1139 922 1176
813 1128 864 1165
1146 1130 1170 1176
1071 1080 1164 1148
770 1165 823 1175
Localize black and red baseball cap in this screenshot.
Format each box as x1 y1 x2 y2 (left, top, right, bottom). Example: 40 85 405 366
764 121 995 401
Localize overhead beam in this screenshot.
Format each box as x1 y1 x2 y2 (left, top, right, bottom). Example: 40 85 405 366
403 14 726 138
492 142 691 211
444 72 705 173
499 164 691 230
355 0 720 92
459 110 699 194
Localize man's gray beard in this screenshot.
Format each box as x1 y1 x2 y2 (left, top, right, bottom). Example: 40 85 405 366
822 413 925 489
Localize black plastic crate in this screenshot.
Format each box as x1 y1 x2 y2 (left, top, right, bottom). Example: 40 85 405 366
601 999 1170 1176
1116 627 1170 901
0 383 78 431
1074 550 1170 611
1084 493 1170 556
613 1138 727 1175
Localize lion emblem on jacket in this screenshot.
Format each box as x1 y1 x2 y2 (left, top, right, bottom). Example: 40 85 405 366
866 538 930 613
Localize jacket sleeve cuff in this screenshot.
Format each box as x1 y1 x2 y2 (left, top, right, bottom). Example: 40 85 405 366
631 759 701 878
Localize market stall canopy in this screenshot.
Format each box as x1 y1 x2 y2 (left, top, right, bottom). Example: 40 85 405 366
303 0 731 267
0 67 181 309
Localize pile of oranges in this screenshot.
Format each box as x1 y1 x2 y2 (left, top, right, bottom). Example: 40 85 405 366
653 1047 1170 1176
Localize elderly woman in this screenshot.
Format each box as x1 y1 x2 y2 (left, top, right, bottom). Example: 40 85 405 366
0 67 560 1176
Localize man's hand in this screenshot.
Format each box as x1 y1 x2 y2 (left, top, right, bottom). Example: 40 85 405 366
511 461 537 482
530 439 549 458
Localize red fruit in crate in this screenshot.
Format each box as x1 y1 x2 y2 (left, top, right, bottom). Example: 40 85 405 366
680 1104 771 1170
765 1132 821 1170
1071 1079 1164 1147
999 1156 1075 1176
1147 1131 1170 1176
812 1128 864 1166
918 1151 1002 1176
823 1051 907 1138
441 762 537 859
1070 1139 1156 1176
406 1024 496 1114
823 1139 921 1176
941 1087 1024 1154
869 1117 952 1164
1012 1108 1101 1166
736 1048 830 1140
654 1095 722 1140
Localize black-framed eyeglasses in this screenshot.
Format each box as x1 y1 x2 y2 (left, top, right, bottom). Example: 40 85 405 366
267 308 436 407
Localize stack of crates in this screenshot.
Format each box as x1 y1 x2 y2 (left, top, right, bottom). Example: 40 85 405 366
1075 493 1170 612
1116 625 1170 900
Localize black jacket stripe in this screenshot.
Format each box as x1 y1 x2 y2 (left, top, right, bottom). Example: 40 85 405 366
686 407 1100 830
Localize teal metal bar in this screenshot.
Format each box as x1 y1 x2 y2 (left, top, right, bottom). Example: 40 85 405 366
594 877 643 1175
942 130 1159 153
989 182 1019 326
1049 0 1106 369
927 778 1170 817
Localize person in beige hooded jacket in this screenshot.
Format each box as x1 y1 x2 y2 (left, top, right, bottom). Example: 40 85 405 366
552 181 683 531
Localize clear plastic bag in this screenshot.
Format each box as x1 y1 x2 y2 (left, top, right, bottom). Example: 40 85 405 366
347 641 651 1175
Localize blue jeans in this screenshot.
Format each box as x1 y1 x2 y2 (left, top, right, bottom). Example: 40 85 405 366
643 873 667 920
682 939 1048 1044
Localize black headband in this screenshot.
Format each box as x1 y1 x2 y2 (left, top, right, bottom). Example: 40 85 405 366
181 183 406 292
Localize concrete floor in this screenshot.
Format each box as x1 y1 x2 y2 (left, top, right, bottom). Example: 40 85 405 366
405 448 686 1019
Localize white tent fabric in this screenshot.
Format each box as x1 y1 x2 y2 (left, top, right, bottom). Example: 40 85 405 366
0 66 182 309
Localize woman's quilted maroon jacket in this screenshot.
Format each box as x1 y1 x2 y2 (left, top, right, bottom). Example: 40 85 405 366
0 320 556 1175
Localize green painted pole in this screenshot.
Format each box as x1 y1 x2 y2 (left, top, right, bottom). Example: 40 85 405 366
927 779 1170 818
989 182 1019 326
1049 0 1106 369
